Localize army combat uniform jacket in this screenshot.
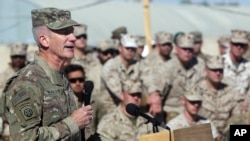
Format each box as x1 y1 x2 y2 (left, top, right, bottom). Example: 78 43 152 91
0 55 81 141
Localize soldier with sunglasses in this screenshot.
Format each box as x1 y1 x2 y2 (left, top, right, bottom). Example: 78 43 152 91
222 29 250 96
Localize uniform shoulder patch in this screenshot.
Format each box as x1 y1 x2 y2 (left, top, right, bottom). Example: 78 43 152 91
12 92 30 106
20 104 36 120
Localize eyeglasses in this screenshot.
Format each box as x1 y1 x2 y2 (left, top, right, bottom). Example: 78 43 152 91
102 49 119 56
232 42 248 49
76 34 87 40
188 100 202 105
68 77 85 83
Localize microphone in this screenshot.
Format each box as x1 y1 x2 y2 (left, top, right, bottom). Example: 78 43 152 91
126 103 170 130
84 80 94 105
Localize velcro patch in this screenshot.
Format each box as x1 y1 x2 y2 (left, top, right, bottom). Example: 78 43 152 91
12 92 29 106
20 104 36 120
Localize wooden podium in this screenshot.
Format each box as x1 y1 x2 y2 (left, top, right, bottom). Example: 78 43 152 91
139 123 213 141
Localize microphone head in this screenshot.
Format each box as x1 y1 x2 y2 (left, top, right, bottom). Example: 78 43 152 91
126 103 140 117
84 80 94 93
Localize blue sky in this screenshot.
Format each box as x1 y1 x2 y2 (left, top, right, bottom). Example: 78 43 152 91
152 0 250 5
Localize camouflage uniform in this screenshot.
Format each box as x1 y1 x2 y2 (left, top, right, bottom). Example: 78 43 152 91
197 80 238 134
0 55 81 140
101 56 140 112
151 56 205 116
222 53 250 95
167 113 218 138
0 43 28 141
97 105 153 141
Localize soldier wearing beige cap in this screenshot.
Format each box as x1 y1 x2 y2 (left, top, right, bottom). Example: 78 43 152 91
97 39 118 65
0 43 28 141
135 35 146 61
167 87 219 140
195 56 239 139
222 29 250 96
97 79 155 141
217 35 230 55
149 33 205 122
189 31 209 60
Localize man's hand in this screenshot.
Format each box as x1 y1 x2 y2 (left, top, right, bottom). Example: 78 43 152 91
147 92 162 116
70 105 93 129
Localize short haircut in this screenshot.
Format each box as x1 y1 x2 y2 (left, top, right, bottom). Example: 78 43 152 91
64 64 85 78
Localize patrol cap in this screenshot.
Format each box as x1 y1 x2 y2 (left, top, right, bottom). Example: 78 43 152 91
9 43 28 56
120 34 137 48
231 29 248 44
73 24 87 37
206 56 224 69
173 32 185 44
122 79 142 94
184 87 202 101
155 32 173 45
136 36 146 47
176 33 194 48
98 39 116 51
31 7 79 30
111 26 127 39
217 36 230 48
189 31 202 42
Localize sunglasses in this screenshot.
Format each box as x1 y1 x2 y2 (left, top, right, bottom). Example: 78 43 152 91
76 34 87 40
102 49 119 56
160 43 172 47
232 42 248 48
188 100 202 105
68 77 85 83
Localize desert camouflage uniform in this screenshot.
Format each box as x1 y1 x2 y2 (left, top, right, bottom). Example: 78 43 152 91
0 55 81 141
197 80 239 134
167 113 218 138
0 66 15 93
100 56 141 112
222 53 250 95
151 55 205 115
97 105 153 141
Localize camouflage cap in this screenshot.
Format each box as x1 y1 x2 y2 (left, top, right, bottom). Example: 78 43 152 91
231 29 248 44
176 33 194 48
206 56 224 69
184 87 202 101
111 26 127 39
173 31 185 44
31 7 79 30
189 31 202 42
136 36 146 47
122 79 142 94
120 34 137 48
155 32 173 45
9 43 28 56
217 35 230 48
98 39 116 51
73 24 87 37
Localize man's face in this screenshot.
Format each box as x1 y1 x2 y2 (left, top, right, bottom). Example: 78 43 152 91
230 42 248 58
176 47 194 63
119 46 136 62
158 43 172 57
49 27 76 59
218 45 227 55
193 42 202 54
98 49 118 63
121 92 142 107
206 68 223 84
182 97 202 115
68 70 85 94
75 34 87 50
11 55 26 69
136 46 144 57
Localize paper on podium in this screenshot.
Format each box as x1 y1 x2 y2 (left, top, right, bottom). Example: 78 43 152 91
139 123 213 141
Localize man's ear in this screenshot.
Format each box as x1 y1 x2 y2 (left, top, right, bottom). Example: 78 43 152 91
39 35 50 48
180 96 186 105
120 92 124 101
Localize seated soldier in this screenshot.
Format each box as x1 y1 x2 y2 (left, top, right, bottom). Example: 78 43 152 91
167 87 219 140
97 79 159 141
